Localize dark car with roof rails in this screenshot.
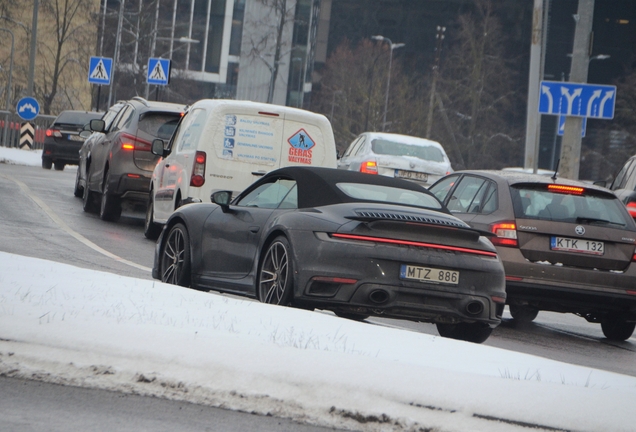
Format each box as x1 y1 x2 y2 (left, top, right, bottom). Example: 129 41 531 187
41 110 103 171
82 97 185 222
430 170 636 341
153 166 507 344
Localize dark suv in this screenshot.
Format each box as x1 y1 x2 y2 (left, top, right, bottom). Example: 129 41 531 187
82 97 185 221
42 110 103 170
608 155 636 222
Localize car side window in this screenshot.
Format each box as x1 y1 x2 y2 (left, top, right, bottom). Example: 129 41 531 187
176 109 206 152
623 159 636 192
342 137 362 158
429 175 460 203
479 182 498 213
353 136 368 156
611 158 634 190
446 176 488 213
111 105 133 132
236 178 297 209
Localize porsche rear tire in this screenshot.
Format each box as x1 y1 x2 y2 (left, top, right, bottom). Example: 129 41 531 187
160 223 191 287
73 168 84 197
436 322 493 344
258 236 293 306
334 311 370 321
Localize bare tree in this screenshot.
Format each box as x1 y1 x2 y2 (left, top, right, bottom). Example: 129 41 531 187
37 0 96 114
435 0 523 169
240 0 296 103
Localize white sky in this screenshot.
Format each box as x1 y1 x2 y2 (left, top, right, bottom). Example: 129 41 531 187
2 146 636 431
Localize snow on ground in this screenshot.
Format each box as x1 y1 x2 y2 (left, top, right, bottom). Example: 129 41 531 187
0 146 45 167
2 145 636 431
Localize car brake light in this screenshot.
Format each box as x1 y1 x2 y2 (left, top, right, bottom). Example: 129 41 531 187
46 129 63 138
190 151 206 187
490 222 518 247
360 161 378 174
120 133 151 151
626 202 636 219
547 184 584 195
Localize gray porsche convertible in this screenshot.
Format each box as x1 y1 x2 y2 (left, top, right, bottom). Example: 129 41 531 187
152 167 506 343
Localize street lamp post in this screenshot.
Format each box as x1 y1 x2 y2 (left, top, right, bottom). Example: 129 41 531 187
372 35 405 132
1 28 14 147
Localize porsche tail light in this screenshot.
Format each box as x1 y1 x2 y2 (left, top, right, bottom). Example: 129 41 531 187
490 222 518 247
190 151 206 187
547 184 584 195
120 133 151 151
626 202 636 219
330 233 498 257
360 161 378 174
46 129 63 138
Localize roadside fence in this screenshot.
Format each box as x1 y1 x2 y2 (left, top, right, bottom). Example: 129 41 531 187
0 110 56 150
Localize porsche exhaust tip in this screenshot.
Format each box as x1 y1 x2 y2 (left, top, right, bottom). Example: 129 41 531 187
465 301 484 316
369 289 389 304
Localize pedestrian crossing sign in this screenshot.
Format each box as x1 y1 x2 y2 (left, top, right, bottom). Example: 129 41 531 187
147 58 171 86
88 57 113 85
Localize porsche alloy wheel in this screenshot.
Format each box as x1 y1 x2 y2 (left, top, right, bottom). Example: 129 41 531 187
160 223 191 287
258 237 293 306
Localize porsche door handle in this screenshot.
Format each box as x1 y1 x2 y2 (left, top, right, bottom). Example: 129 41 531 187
249 226 260 233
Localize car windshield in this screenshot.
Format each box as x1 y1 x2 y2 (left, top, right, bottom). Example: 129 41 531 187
510 185 629 227
371 139 445 162
139 113 181 140
54 112 102 126
337 182 443 209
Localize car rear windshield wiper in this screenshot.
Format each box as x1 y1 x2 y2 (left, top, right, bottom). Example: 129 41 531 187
575 216 625 226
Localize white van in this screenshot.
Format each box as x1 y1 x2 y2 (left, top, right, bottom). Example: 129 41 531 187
145 99 337 238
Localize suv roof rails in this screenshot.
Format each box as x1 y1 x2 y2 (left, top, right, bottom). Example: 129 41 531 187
131 96 149 106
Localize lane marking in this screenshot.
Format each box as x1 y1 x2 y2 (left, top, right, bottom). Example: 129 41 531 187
1 173 152 272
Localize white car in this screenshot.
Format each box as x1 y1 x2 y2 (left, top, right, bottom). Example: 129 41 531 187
144 99 338 239
337 132 453 186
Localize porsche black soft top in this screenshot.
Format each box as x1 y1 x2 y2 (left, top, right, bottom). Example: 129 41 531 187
258 166 438 209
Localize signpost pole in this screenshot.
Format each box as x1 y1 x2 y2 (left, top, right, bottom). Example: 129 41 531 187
559 0 595 180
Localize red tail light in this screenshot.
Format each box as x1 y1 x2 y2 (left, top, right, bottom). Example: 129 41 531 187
120 133 151 151
547 184 584 195
490 222 518 247
190 151 206 187
360 161 378 174
626 202 636 219
46 129 63 138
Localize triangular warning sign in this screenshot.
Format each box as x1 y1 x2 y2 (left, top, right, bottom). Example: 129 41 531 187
149 61 167 81
90 59 109 80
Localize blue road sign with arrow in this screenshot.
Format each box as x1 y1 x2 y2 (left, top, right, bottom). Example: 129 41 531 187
88 57 113 85
147 58 171 86
16 97 40 121
539 81 616 119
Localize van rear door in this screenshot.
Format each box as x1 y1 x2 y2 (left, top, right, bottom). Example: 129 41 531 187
280 111 337 169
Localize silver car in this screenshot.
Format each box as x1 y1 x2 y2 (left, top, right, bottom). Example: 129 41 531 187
337 132 453 186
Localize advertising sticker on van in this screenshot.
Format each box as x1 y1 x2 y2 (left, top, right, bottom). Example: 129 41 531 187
288 129 315 165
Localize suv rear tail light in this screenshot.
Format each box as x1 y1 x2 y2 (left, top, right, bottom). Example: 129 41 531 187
360 161 378 174
120 133 151 151
626 202 636 219
46 129 63 138
190 151 206 187
490 222 518 247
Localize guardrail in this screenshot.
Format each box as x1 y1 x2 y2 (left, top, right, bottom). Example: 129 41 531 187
0 110 56 150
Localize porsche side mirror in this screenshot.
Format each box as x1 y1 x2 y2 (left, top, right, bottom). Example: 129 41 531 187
151 139 165 156
211 190 233 213
593 180 607 188
89 119 105 133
